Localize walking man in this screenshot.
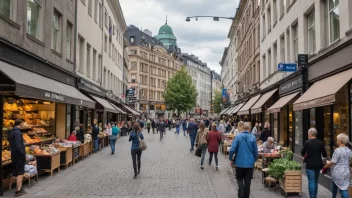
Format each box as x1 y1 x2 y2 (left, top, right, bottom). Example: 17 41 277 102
8 119 27 196
146 119 151 134
151 119 156 134
175 119 180 136
188 118 199 152
158 119 166 140
229 122 258 198
182 119 188 137
92 119 100 152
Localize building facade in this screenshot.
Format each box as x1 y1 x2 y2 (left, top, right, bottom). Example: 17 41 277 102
125 25 182 118
179 54 212 116
211 71 222 97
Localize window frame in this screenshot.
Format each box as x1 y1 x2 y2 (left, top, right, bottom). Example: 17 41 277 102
27 0 43 40
307 10 316 53
66 21 73 61
86 43 91 78
327 0 340 43
52 9 62 53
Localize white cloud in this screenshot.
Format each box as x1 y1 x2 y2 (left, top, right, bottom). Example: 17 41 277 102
120 0 239 73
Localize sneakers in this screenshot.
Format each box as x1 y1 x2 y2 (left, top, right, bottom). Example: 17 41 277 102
201 165 204 170
133 174 137 179
14 189 26 197
137 170 140 174
216 166 219 171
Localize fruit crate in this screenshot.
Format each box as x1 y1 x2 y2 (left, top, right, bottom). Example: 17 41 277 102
279 171 302 197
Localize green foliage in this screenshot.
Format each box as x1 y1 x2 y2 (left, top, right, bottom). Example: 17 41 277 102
163 66 198 115
212 90 222 114
268 149 301 180
280 148 293 160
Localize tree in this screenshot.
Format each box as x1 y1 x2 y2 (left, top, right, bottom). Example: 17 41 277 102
164 66 198 117
212 90 222 114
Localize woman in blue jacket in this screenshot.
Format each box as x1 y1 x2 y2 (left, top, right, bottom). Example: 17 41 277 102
129 123 144 179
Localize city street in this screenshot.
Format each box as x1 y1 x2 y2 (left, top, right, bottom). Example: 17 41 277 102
4 128 332 198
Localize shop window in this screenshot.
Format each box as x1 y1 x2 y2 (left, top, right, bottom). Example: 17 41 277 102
310 108 316 128
323 106 331 157
66 104 71 138
295 110 303 145
333 84 348 151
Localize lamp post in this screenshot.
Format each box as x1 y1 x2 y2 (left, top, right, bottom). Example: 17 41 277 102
185 16 234 22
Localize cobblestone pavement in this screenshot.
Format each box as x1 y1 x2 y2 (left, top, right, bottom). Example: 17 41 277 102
4 128 333 198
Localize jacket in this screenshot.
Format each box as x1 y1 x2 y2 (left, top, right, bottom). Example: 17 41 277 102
67 135 77 141
301 138 327 169
7 126 26 160
196 129 209 145
110 126 119 139
92 124 99 140
218 124 225 134
129 131 144 150
77 129 85 143
188 122 199 136
229 131 258 168
207 130 222 153
182 120 187 129
158 121 166 132
259 128 271 142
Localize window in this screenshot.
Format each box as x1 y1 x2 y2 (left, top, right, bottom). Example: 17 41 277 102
94 0 98 22
286 29 290 62
0 0 11 19
66 22 73 60
86 44 91 78
52 10 61 52
267 7 271 33
268 49 271 76
130 50 137 55
78 36 85 73
292 23 298 62
98 3 102 27
262 55 266 79
307 11 316 53
279 0 285 17
280 34 285 63
88 0 92 15
273 42 277 71
262 14 266 38
98 54 101 82
130 36 135 43
104 9 108 29
104 34 107 52
27 0 41 39
273 0 277 24
327 0 340 43
108 37 111 56
93 49 97 80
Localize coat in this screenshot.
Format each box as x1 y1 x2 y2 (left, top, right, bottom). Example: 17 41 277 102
206 130 222 153
196 129 209 145
259 128 271 142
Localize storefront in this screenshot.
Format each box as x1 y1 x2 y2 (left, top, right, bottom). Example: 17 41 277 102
88 95 121 125
237 95 261 122
250 89 278 125
120 103 140 120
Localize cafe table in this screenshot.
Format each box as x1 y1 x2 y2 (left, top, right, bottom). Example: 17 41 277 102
260 153 282 184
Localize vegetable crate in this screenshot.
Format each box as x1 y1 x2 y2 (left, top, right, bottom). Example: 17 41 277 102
279 171 302 197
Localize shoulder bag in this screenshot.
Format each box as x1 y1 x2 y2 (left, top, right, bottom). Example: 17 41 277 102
195 131 207 157
137 132 147 151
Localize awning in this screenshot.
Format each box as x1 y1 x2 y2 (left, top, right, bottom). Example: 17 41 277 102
293 69 352 111
0 61 95 108
90 95 120 114
267 92 300 113
227 105 239 115
223 107 234 115
220 107 230 115
237 95 261 115
232 103 245 114
251 89 278 114
109 103 127 114
122 103 140 116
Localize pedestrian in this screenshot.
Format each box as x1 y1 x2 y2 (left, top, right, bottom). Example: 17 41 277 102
139 119 145 129
195 123 209 169
151 119 156 134
158 119 166 140
156 119 160 134
92 119 100 153
217 120 226 135
251 123 258 136
207 124 222 170
259 122 271 142
301 128 327 198
109 122 120 155
129 123 144 179
175 119 180 136
182 119 187 136
77 124 85 143
67 131 77 141
225 121 232 133
168 119 172 130
324 133 351 198
258 123 263 132
127 121 132 135
188 118 199 152
8 119 27 197
229 122 258 198
146 119 151 134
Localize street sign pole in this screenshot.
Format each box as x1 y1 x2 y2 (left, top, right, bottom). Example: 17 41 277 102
298 54 309 144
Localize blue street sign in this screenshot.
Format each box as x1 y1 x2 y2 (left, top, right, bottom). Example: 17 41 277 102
277 63 297 72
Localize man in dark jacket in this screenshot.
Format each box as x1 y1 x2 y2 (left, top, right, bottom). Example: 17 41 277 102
158 119 166 140
92 119 100 152
259 122 271 142
8 119 27 196
188 118 199 152
151 119 156 134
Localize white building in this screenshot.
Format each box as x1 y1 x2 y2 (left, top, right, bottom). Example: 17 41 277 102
76 0 126 99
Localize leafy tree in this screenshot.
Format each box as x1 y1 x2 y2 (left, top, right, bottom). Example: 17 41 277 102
212 90 222 114
164 66 198 116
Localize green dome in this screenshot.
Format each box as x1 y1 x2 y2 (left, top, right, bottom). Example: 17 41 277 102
155 22 177 48
158 24 174 34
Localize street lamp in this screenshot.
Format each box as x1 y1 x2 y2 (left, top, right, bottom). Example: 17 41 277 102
185 16 234 22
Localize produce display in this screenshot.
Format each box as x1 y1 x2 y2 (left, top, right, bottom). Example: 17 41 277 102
29 145 60 156
98 132 107 138
2 150 11 162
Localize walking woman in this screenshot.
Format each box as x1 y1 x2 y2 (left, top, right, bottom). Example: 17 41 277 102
207 124 222 170
129 123 144 179
195 123 209 169
324 134 352 198
218 120 226 135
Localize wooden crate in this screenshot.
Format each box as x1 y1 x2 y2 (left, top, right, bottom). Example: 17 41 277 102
280 171 302 197
60 147 73 168
36 152 61 176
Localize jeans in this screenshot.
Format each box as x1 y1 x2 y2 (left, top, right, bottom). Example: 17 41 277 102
152 128 155 134
209 152 218 166
183 127 187 136
332 181 349 198
160 130 164 139
200 144 208 166
147 128 150 134
236 167 254 198
190 135 196 150
109 138 116 153
131 149 142 175
306 169 320 198
176 126 180 135
93 138 99 152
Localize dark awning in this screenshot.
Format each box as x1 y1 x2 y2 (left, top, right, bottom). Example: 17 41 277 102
237 95 261 115
109 103 127 114
220 107 230 115
251 89 278 114
90 95 120 114
122 103 140 116
0 61 95 108
267 92 300 113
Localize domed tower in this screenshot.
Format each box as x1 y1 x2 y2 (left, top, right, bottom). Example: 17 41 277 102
155 17 177 49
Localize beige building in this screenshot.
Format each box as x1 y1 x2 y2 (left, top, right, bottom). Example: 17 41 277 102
234 0 261 100
125 26 182 118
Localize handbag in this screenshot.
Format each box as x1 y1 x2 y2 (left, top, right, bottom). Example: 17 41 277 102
137 132 147 151
195 130 207 157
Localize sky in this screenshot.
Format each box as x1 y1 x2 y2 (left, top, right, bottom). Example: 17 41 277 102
120 0 240 74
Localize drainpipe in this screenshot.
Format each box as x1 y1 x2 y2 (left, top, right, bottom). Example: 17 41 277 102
73 0 78 73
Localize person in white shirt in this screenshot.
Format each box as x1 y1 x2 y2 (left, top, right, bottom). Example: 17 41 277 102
251 123 258 135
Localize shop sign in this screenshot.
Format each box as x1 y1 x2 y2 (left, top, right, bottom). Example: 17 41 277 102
126 88 135 96
279 75 303 95
45 92 64 101
298 54 308 68
293 95 335 111
129 97 137 103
